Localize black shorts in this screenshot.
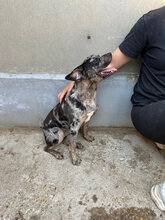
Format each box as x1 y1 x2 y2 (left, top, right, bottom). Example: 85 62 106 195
131 100 165 144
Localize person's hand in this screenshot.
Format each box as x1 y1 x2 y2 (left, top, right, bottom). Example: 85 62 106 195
58 81 75 103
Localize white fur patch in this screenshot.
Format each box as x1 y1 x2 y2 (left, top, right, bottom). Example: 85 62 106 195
85 111 94 122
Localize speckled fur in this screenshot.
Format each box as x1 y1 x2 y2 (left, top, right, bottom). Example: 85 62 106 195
43 52 112 165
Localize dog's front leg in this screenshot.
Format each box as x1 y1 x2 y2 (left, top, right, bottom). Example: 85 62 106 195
82 106 98 142
67 133 81 166
82 122 95 142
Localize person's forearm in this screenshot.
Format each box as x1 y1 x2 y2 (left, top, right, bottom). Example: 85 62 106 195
106 47 132 69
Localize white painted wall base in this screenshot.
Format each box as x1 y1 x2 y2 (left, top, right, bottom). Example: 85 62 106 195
0 73 137 127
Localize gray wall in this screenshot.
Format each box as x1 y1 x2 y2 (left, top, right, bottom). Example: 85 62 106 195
0 1 164 127
0 0 164 74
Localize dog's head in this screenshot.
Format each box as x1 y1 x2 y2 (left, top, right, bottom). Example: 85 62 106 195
65 52 117 83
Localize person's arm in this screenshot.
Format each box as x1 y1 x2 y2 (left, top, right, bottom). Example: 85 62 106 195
58 47 132 103
105 47 132 69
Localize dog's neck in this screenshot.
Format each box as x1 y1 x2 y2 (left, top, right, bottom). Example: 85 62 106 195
76 80 97 93
75 79 97 90
71 80 97 102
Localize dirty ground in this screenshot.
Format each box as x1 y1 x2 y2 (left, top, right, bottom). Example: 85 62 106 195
0 127 164 220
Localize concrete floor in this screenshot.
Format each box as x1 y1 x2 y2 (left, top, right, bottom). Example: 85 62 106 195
0 127 164 220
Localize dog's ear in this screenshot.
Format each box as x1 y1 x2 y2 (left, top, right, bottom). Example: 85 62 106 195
65 66 83 81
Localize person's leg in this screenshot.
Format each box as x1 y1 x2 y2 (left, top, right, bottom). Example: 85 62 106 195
131 100 165 211
131 100 165 145
151 182 165 212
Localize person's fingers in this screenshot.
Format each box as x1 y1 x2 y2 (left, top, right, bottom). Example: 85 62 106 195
58 90 66 103
59 94 64 104
65 89 71 101
57 92 61 102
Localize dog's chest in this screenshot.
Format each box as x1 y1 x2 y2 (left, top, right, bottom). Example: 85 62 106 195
79 100 96 124
85 111 95 122
79 111 95 126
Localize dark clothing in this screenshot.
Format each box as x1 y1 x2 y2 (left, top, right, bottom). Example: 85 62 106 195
119 6 165 106
131 100 165 144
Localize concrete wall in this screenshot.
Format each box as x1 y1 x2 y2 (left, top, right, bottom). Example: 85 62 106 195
0 0 164 74
0 1 164 127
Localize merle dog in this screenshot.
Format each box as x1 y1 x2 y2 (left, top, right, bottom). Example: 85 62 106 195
43 52 117 165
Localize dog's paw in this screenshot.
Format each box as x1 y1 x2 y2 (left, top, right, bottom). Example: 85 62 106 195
48 150 64 160
55 152 64 160
72 158 82 166
76 142 84 149
84 135 95 142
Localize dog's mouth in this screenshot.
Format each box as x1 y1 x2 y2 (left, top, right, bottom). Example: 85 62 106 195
98 67 117 78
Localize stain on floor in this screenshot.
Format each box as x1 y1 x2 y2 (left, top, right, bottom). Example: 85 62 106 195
88 207 157 220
